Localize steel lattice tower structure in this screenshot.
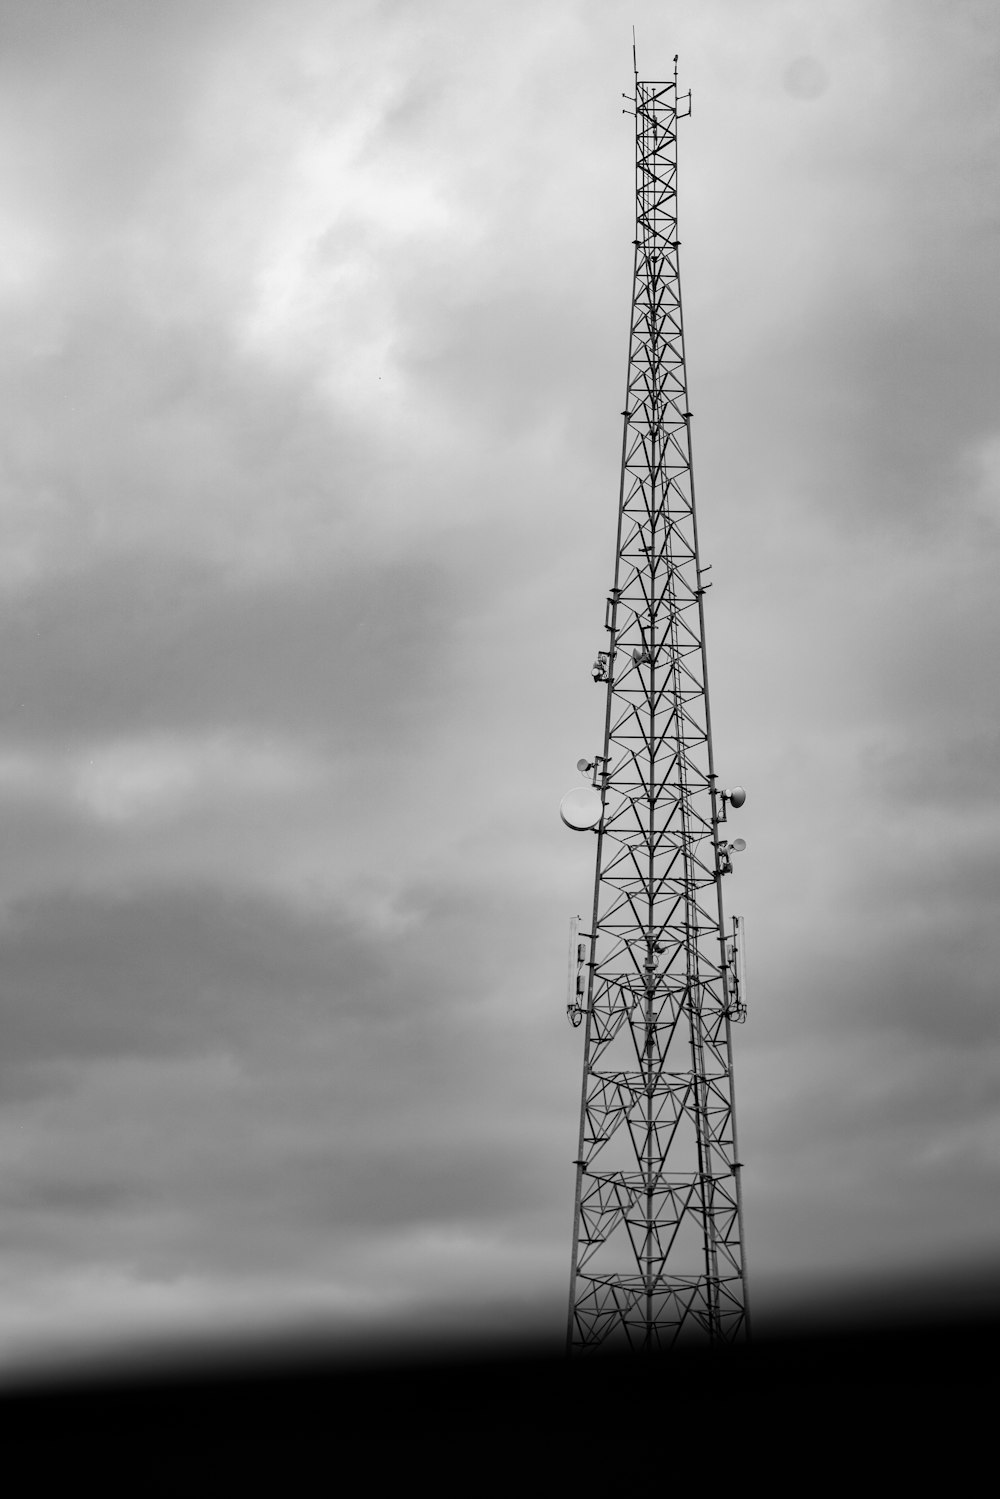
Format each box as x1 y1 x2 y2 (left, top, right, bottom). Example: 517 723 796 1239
563 61 750 1353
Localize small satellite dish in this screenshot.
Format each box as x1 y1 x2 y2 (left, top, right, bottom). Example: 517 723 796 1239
560 786 603 832
731 838 746 853
726 786 746 808
576 758 594 774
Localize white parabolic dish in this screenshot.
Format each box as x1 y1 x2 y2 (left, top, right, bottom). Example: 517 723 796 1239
560 785 603 831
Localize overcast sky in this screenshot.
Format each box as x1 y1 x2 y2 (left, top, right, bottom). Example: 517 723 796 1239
0 0 997 1374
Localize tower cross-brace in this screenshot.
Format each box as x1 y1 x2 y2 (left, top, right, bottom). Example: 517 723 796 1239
566 65 750 1352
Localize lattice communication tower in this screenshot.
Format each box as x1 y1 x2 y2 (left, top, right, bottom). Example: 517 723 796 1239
561 60 750 1352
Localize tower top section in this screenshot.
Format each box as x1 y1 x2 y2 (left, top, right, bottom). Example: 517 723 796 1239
625 45 691 107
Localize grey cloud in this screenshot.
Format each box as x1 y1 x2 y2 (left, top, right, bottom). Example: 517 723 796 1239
865 728 1000 809
0 882 429 1073
0 866 573 1080
0 0 278 325
2 549 463 746
836 865 1000 1046
0 306 372 574
771 295 1000 530
688 9 1000 547
0 1131 541 1279
0 867 571 1288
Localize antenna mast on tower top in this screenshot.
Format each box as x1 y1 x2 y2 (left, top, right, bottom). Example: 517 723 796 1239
561 62 751 1352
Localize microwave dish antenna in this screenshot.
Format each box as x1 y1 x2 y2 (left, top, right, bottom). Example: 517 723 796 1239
559 786 603 831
